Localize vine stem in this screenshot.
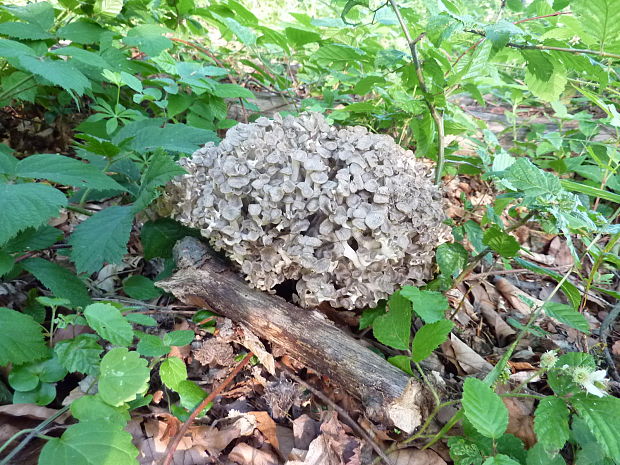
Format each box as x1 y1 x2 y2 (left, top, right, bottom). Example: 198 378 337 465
161 352 253 465
387 0 445 185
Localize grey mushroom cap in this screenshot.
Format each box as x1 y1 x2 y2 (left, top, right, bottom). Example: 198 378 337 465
163 112 449 309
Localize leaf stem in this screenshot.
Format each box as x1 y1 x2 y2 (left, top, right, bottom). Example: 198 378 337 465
387 0 445 185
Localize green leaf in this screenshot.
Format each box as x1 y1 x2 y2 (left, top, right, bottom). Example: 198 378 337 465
570 394 620 461
484 21 523 51
359 303 385 330
482 455 520 465
39 421 139 465
372 292 412 350
400 286 449 323
543 302 590 333
57 20 106 44
160 357 188 391
483 226 520 258
0 251 14 277
313 44 368 65
141 218 198 260
462 378 509 439
548 352 596 395
2 2 55 30
448 436 485 465
124 313 157 326
504 158 562 197
534 397 569 450
524 59 566 102
21 258 91 308
98 348 149 407
0 22 53 40
177 380 208 412
54 334 103 375
13 381 56 406
136 334 170 357
114 120 218 154
163 330 194 347
526 443 566 465
3 225 62 253
94 0 125 16
17 57 90 97
572 0 620 53
16 154 125 191
284 27 321 46
211 83 254 99
69 206 134 274
522 51 554 81
560 179 620 204
8 364 40 391
387 355 414 375
84 303 134 347
71 395 130 425
217 16 256 46
0 38 36 59
411 320 454 363
123 276 162 300
123 25 172 56
0 183 67 245
436 242 468 278
133 152 186 210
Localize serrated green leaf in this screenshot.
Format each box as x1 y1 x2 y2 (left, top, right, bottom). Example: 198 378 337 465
483 226 520 258
436 242 468 278
0 22 53 40
313 44 368 64
94 0 125 16
211 83 254 99
39 420 139 465
571 394 620 461
217 16 256 46
504 158 562 197
123 24 172 56
57 20 106 44
524 59 567 102
482 455 520 465
69 206 134 274
0 38 36 59
521 50 554 81
0 251 14 277
372 292 412 350
411 320 454 363
400 286 449 323
163 330 194 347
124 313 157 326
16 154 125 191
448 436 485 465
133 152 186 210
136 334 170 357
359 303 385 330
572 0 620 53
71 394 130 425
54 334 103 375
526 443 566 465
462 378 509 439
543 302 590 333
2 2 55 30
21 258 91 308
3 225 62 253
122 276 162 300
98 348 149 407
141 218 198 260
0 183 67 245
160 357 188 391
84 303 134 347
17 57 90 97
484 21 523 51
284 27 321 47
534 397 569 450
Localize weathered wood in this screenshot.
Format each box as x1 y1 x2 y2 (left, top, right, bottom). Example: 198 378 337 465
157 237 432 433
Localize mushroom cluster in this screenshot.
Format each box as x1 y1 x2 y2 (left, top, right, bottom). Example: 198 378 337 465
163 112 448 309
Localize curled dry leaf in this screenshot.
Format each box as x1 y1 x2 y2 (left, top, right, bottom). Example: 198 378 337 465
0 404 69 423
133 418 208 465
241 324 276 375
293 414 321 450
249 411 280 450
229 443 281 465
470 284 516 347
494 278 542 315
502 396 536 448
442 334 493 375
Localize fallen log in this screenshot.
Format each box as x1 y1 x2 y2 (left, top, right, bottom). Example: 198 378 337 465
157 237 433 433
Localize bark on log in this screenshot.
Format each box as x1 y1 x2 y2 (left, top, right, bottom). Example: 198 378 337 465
157 237 432 433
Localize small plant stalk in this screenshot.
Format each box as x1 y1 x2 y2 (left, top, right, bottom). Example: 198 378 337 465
388 0 445 185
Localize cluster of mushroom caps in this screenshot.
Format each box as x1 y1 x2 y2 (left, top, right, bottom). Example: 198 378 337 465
164 112 448 310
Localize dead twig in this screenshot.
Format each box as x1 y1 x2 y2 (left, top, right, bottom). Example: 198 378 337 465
276 362 395 465
161 352 253 465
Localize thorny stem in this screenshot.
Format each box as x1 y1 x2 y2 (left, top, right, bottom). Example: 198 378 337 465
387 0 445 185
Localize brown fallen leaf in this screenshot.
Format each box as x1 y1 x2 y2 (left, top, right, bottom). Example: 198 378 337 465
502 397 536 448
250 411 280 450
387 448 447 465
293 414 320 450
241 324 276 374
547 236 573 267
442 334 493 375
494 278 542 315
0 404 68 423
470 284 516 347
229 443 281 465
612 340 620 358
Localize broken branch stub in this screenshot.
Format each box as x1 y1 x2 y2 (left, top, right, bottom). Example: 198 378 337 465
157 237 433 433
161 112 449 310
